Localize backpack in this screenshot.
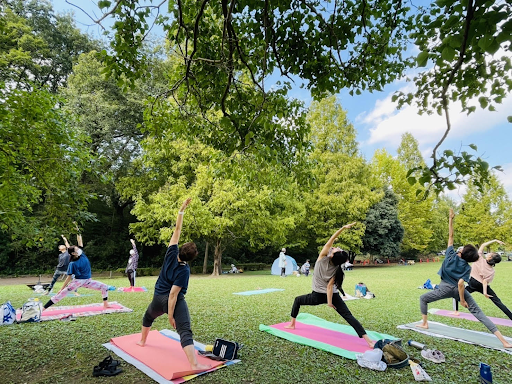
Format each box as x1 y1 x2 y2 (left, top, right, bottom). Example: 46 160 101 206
374 339 409 369
19 299 43 323
1 301 16 325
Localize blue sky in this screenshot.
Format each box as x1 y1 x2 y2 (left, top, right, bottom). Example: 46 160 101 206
52 0 512 199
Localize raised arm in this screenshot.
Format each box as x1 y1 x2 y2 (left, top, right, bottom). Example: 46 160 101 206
447 209 455 247
318 222 356 260
169 198 192 246
478 239 505 254
74 222 83 247
130 239 139 261
61 235 70 248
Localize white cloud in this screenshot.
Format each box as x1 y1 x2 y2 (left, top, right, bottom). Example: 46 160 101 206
363 90 512 149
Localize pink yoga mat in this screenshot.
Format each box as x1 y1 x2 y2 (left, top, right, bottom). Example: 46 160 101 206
16 303 130 322
119 287 147 292
110 331 223 380
270 321 371 353
431 309 512 327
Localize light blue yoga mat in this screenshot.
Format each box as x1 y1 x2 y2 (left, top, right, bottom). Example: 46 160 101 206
233 288 284 296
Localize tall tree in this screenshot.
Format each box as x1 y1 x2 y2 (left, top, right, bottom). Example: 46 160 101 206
455 176 512 247
5 0 101 92
119 135 306 276
371 136 434 256
301 97 380 259
362 187 404 259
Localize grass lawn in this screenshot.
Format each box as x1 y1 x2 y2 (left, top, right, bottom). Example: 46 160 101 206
2 261 512 383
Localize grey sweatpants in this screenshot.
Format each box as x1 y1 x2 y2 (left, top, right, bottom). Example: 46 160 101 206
420 280 498 333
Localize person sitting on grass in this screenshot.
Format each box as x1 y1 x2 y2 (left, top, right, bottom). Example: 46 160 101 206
417 209 512 348
285 222 375 348
136 198 210 371
43 230 113 310
451 239 512 321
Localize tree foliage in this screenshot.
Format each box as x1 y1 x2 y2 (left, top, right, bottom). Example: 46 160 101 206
362 187 404 258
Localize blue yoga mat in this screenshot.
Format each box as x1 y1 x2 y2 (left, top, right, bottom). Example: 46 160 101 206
233 288 284 296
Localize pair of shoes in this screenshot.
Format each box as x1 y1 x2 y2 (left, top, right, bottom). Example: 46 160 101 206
421 349 445 363
92 356 122 377
60 314 76 322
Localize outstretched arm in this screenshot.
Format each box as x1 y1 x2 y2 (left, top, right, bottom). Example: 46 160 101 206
169 198 192 246
318 222 356 260
478 239 505 254
447 209 455 247
61 235 70 248
130 239 140 265
74 222 83 247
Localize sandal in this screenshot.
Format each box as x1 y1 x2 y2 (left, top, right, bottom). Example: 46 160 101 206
100 355 120 368
93 364 122 377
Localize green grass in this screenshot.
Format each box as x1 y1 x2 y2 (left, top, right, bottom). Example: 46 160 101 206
2 262 512 383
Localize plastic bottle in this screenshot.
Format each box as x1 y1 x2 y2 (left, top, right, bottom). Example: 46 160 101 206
479 362 492 384
407 340 425 350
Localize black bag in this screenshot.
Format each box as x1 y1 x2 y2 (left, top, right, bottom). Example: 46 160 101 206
374 339 409 369
212 338 242 360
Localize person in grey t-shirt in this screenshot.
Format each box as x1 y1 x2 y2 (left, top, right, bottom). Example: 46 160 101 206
45 235 71 294
284 222 375 348
125 239 140 289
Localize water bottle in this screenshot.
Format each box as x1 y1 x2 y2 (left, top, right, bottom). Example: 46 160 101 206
407 340 425 350
479 362 492 384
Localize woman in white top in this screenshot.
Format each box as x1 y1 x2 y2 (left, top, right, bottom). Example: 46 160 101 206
284 223 375 348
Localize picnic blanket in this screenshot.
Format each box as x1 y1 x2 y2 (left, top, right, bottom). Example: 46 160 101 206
260 313 397 360
103 329 240 383
397 320 512 355
428 308 512 327
233 288 284 296
16 302 132 322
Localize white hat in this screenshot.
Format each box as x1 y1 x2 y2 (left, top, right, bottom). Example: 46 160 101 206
456 246 464 253
281 248 286 252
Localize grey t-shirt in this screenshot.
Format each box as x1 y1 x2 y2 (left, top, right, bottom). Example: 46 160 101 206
311 256 339 294
56 251 70 271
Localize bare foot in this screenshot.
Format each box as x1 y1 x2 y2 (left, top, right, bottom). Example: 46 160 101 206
74 292 80 297
284 324 295 329
136 340 145 347
503 342 512 349
191 363 211 371
416 323 429 329
103 303 114 309
449 311 460 316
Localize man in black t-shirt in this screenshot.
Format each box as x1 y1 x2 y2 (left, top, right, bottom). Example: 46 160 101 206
137 198 210 371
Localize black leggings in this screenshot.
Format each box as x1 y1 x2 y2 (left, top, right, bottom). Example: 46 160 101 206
127 270 135 287
142 294 194 348
465 277 512 320
290 291 366 338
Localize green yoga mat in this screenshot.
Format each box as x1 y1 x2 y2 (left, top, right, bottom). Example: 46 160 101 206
260 313 398 360
397 321 512 355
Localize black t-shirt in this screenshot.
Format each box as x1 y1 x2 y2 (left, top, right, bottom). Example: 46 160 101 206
154 244 190 298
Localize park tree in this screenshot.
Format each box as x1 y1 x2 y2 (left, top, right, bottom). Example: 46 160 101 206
455 176 512 248
362 187 404 259
371 136 434 256
302 96 380 261
426 195 456 254
0 85 93 250
4 0 101 92
119 135 306 276
66 0 512 193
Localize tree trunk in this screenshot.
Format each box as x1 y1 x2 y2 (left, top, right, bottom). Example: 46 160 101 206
211 239 222 277
202 241 209 274
348 251 357 264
